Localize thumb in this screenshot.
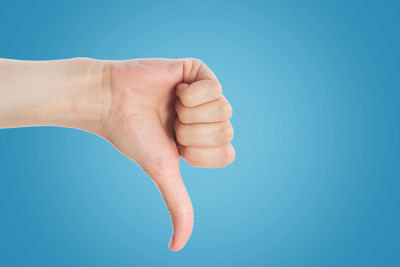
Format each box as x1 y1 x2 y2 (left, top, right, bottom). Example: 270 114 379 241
148 162 193 252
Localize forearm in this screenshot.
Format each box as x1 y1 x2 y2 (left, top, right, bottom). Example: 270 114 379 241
0 58 109 133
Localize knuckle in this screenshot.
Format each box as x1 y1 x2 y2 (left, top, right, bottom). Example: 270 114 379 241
219 123 234 143
220 100 232 121
222 145 235 165
183 58 204 75
192 57 204 65
211 80 223 96
204 79 222 97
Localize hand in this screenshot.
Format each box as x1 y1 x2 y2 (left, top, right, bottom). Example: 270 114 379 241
0 57 235 251
100 58 235 251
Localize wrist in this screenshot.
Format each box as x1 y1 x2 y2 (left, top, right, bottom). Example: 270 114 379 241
0 58 112 135
60 58 112 135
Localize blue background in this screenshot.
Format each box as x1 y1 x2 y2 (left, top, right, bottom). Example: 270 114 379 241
0 0 399 266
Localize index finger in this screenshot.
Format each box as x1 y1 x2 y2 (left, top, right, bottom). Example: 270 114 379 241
177 59 223 107
176 80 222 107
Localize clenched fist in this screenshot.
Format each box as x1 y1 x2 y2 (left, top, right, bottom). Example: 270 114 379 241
103 58 235 251
0 57 235 251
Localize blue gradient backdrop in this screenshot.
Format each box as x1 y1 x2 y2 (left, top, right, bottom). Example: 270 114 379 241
0 1 399 266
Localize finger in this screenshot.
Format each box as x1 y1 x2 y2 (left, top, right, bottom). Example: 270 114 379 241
181 58 219 83
175 96 232 124
148 164 194 252
176 80 222 108
175 120 233 147
179 143 235 168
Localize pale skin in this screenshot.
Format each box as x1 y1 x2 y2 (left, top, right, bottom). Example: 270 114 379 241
0 57 235 251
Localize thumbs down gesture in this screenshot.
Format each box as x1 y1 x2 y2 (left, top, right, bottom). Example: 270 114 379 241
103 58 235 251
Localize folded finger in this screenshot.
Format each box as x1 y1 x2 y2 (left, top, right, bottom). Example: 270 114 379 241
175 120 233 147
176 80 222 108
179 143 235 168
175 96 232 124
